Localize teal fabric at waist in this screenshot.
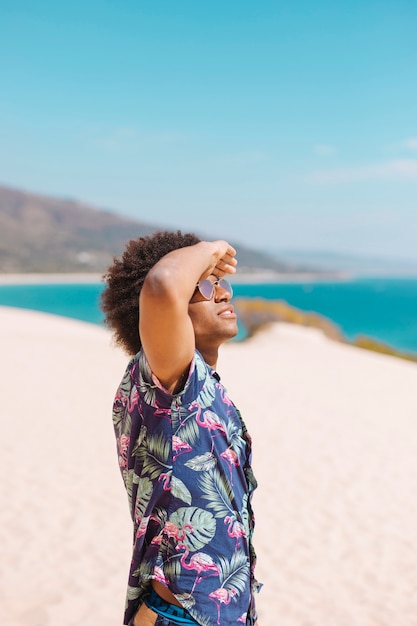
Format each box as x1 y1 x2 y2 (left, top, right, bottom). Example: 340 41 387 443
144 588 199 625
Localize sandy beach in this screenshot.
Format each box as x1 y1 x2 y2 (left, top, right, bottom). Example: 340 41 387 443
2 306 417 626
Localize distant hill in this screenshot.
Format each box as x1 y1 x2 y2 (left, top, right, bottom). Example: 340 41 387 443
0 186 293 274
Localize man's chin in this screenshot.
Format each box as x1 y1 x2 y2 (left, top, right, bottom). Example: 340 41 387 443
226 321 239 339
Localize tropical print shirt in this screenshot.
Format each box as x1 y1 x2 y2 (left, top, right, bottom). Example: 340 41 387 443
113 349 260 626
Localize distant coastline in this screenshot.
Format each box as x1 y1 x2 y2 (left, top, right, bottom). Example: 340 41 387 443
230 270 352 283
0 273 104 285
3 269 417 286
0 270 350 286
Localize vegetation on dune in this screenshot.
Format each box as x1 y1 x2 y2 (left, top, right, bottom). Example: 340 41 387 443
235 297 417 364
352 335 417 363
235 297 345 342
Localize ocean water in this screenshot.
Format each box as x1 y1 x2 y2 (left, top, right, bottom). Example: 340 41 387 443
0 283 105 326
0 277 417 356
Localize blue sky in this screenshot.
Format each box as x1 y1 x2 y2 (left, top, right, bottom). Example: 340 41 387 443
1 0 417 261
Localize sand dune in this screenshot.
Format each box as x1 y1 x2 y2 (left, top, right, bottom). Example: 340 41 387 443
1 306 417 626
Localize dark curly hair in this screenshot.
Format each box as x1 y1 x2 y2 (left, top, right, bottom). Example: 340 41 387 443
101 230 201 356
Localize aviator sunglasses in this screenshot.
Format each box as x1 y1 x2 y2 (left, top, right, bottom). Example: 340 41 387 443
191 277 233 302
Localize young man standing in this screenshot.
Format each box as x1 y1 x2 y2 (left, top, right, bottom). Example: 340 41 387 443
102 231 260 626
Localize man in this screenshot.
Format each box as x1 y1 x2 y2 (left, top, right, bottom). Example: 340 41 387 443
102 231 260 626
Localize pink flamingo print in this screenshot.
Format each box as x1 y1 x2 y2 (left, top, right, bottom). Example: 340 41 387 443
154 406 172 421
237 613 247 623
117 434 130 469
208 587 237 625
224 515 247 549
163 520 194 542
177 544 219 594
114 387 127 405
135 515 150 539
172 435 192 461
217 383 234 407
158 472 172 490
190 401 227 435
150 534 163 546
152 565 168 585
220 448 240 485
127 387 139 412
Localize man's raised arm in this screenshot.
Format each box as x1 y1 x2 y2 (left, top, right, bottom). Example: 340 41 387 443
139 240 236 393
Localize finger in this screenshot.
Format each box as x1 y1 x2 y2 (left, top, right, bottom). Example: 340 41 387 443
215 261 236 275
222 253 237 266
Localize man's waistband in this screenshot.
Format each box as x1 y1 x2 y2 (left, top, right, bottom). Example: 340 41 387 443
145 588 199 625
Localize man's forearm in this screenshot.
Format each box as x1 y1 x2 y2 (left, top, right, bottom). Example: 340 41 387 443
142 240 237 305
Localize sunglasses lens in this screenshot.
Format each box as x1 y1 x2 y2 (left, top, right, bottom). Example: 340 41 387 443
218 279 233 298
198 279 215 299
195 278 233 301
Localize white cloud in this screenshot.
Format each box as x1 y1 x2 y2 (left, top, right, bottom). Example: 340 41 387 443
314 144 337 156
307 159 417 184
387 137 417 153
403 137 417 151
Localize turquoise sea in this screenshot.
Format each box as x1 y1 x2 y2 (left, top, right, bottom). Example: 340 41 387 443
1 277 417 356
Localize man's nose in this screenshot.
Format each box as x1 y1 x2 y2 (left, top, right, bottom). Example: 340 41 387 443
214 283 231 302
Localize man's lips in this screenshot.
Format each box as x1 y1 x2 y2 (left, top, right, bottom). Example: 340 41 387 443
218 305 237 319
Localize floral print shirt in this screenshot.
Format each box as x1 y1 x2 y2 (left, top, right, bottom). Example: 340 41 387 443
113 350 260 626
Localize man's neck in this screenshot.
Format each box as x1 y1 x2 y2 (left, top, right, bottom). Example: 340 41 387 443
198 346 219 370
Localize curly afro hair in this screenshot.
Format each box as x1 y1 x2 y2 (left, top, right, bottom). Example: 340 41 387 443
101 230 201 356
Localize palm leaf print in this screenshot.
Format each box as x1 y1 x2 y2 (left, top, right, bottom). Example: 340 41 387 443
122 468 134 501
198 468 234 518
195 355 208 382
131 424 147 457
112 407 126 434
240 493 250 536
184 452 217 472
137 431 172 480
133 476 153 520
235 407 251 443
126 584 141 603
217 551 249 596
198 382 216 409
159 546 182 582
132 558 152 580
195 614 211 626
173 594 213 626
175 592 196 610
113 409 131 439
163 558 181 583
225 419 246 457
170 476 192 505
152 506 168 526
169 506 216 551
172 407 200 445
137 378 157 407
113 369 132 433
